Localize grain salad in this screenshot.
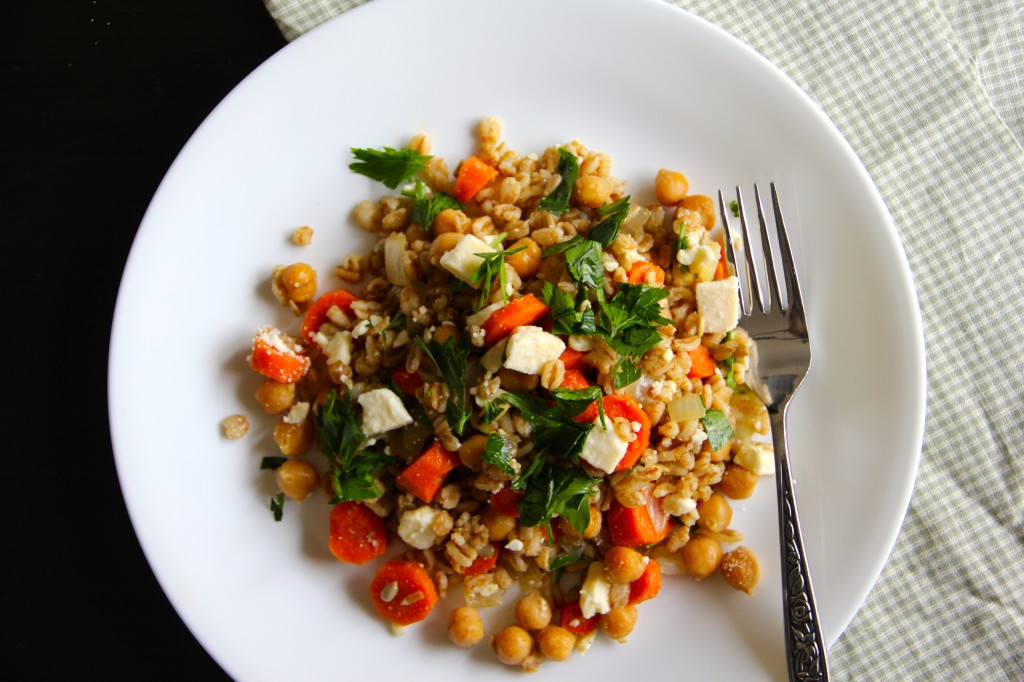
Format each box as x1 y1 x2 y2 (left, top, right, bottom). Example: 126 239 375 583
231 118 774 670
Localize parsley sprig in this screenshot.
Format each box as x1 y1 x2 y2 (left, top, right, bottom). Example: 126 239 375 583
402 179 463 230
416 334 472 436
349 146 432 189
543 236 605 298
701 408 734 451
589 196 631 247
541 281 597 336
472 241 527 310
482 433 516 476
315 392 396 502
538 148 579 216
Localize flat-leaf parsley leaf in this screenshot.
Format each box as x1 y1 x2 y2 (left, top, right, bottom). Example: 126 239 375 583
538 148 579 216
349 146 432 189
701 408 734 451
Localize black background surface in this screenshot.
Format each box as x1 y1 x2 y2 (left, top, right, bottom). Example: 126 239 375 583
7 2 287 679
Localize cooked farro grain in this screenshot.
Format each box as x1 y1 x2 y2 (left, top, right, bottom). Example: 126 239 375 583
235 118 773 670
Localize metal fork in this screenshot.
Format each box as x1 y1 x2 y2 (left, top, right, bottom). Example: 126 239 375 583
718 184 829 682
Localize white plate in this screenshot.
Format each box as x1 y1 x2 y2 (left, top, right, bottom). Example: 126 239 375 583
109 0 926 679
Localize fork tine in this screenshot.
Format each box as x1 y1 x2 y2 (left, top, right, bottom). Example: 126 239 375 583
770 182 802 312
736 187 764 314
717 189 749 314
754 184 780 313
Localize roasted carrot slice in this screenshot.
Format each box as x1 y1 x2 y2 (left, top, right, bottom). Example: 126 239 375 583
369 560 439 626
687 345 717 379
248 329 311 383
628 557 663 604
300 289 360 344
452 156 499 203
396 441 461 503
490 486 523 518
456 543 500 576
328 501 388 565
714 242 728 280
626 261 666 287
601 394 650 472
559 600 598 635
558 347 587 370
606 485 671 547
391 367 424 394
481 294 549 346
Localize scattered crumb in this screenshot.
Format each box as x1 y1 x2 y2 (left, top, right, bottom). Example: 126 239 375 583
221 414 250 439
291 226 313 246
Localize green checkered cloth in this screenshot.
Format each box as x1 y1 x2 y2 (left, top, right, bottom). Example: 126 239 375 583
264 0 1024 678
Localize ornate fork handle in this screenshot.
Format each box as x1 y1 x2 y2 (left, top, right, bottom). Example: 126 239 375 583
771 409 829 681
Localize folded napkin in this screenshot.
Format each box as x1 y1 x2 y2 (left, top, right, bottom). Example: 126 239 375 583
265 0 1024 679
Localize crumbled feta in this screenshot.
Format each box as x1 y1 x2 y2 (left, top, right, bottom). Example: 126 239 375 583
439 234 495 286
325 330 353 366
504 539 524 552
580 561 612 619
580 414 629 474
397 506 446 549
283 401 310 425
690 243 721 282
503 326 565 375
734 441 776 476
696 276 740 334
576 630 596 655
358 387 414 434
253 325 302 356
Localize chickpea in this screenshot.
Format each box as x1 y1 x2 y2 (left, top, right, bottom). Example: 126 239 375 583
678 194 716 229
558 504 601 539
536 255 566 283
603 546 647 585
429 232 463 265
654 169 689 205
432 325 459 345
254 380 295 415
433 207 469 234
273 418 314 456
696 493 733 533
481 505 517 541
720 546 761 595
275 459 319 500
515 590 552 631
573 175 611 209
506 237 542 278
717 463 758 500
458 433 489 470
279 263 317 303
498 367 540 392
448 606 485 648
494 625 533 665
682 535 723 580
537 625 576 661
599 605 638 642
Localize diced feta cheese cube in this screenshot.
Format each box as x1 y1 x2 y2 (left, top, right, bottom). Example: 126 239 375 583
734 441 775 476
580 414 629 474
397 506 447 549
503 326 565 375
358 387 414 434
439 234 495 286
580 561 612 619
696 276 740 334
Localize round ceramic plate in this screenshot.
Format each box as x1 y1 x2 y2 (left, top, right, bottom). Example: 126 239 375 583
109 0 927 679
